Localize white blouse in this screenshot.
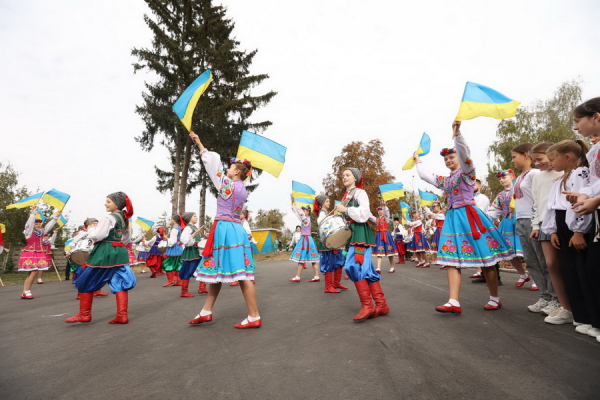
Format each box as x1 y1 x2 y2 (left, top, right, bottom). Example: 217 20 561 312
87 214 132 244
345 189 376 224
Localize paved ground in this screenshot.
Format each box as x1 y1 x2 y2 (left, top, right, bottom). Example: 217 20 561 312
1 259 599 400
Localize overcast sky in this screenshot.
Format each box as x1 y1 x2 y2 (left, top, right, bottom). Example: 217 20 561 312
1 0 599 234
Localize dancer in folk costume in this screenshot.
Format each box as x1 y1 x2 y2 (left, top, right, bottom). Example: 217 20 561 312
188 131 260 329
230 209 258 287
146 227 166 278
315 195 348 293
335 168 390 321
133 235 149 273
392 217 407 264
18 206 59 299
162 216 184 287
66 192 136 324
406 210 431 268
289 200 320 283
415 121 514 313
424 201 445 268
373 205 398 273
70 218 108 298
179 212 207 297
488 170 531 287
38 228 59 284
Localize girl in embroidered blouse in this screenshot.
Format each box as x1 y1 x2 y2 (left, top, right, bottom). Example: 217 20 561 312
188 131 260 329
289 200 320 283
373 205 398 273
414 120 513 314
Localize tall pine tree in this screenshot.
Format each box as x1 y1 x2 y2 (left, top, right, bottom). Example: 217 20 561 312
133 0 276 219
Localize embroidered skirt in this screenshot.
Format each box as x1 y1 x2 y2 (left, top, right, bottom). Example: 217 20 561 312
373 231 398 256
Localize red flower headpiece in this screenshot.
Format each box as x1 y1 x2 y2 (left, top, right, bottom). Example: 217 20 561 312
301 206 311 213
230 158 253 177
496 169 515 178
440 148 456 156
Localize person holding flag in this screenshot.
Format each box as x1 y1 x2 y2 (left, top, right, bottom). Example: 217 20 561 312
373 205 397 273
289 199 320 283
18 205 60 299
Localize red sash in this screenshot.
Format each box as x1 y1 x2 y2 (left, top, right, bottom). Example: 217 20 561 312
201 221 219 258
465 205 487 240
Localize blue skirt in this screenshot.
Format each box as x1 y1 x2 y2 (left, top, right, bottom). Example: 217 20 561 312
498 217 523 258
166 244 183 257
430 229 442 252
75 265 136 294
373 231 398 256
344 245 380 284
289 235 319 263
136 251 149 262
408 232 430 252
319 249 345 273
436 206 514 268
180 259 201 280
194 221 255 283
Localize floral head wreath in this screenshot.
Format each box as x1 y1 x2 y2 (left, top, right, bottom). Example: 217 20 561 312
496 169 515 178
440 148 456 156
377 206 384 211
301 206 311 213
432 201 441 208
34 219 43 224
229 158 253 178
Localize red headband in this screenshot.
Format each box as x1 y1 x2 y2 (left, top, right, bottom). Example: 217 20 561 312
313 198 321 212
179 215 187 231
356 176 364 189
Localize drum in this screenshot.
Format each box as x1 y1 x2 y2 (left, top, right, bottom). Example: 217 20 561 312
318 215 352 250
69 238 94 265
403 233 414 244
157 240 168 254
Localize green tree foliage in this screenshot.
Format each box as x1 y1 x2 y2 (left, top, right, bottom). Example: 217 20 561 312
252 209 285 231
132 0 275 221
486 79 583 194
0 162 30 247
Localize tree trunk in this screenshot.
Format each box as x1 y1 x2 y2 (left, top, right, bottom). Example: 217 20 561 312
178 137 192 214
172 139 182 217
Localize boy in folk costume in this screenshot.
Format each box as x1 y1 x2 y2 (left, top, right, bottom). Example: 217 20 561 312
188 131 260 328
406 210 431 268
145 227 166 278
424 201 445 267
289 201 320 283
415 121 513 313
392 217 407 264
315 195 348 293
179 212 204 297
66 192 137 324
373 205 398 273
18 206 59 299
335 168 390 321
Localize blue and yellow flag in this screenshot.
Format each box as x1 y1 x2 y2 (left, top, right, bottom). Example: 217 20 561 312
292 181 316 200
57 214 68 227
400 201 411 221
456 82 520 121
6 191 44 209
294 197 314 211
402 133 431 170
379 182 405 202
35 211 46 223
419 190 438 207
237 131 287 178
172 70 213 131
136 217 154 232
43 189 70 211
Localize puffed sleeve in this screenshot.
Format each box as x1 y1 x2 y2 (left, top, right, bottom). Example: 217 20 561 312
293 205 306 223
43 215 58 234
346 190 374 223
580 176 600 198
541 181 560 235
180 226 194 246
384 206 391 222
87 215 115 242
317 210 327 225
48 230 58 245
146 235 157 247
454 131 476 185
407 219 422 228
200 148 234 200
23 212 35 238
416 162 445 189
167 227 179 246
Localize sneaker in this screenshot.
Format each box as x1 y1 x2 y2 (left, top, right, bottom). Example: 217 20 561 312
575 324 592 335
541 300 560 316
544 307 573 325
527 298 549 313
587 327 600 338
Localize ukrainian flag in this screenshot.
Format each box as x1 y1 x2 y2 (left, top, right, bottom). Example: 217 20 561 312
400 202 411 221
237 131 287 178
57 215 68 227
419 190 438 207
379 182 405 202
64 238 73 253
172 70 213 131
35 211 46 223
6 191 44 209
456 82 520 121
294 197 314 211
136 217 154 232
43 189 71 211
292 181 316 200
402 133 431 170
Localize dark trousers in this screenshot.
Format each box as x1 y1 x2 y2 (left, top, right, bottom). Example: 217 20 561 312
555 210 594 325
583 211 600 328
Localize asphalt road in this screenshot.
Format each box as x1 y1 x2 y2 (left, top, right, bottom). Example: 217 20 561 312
1 259 599 400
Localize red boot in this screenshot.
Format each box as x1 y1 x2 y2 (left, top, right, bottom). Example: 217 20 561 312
174 273 182 286
369 281 390 316
108 291 129 324
198 282 209 294
93 290 108 297
396 254 405 264
324 272 341 293
333 268 349 290
353 280 376 321
162 271 175 287
65 292 93 323
149 267 157 278
180 280 194 297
